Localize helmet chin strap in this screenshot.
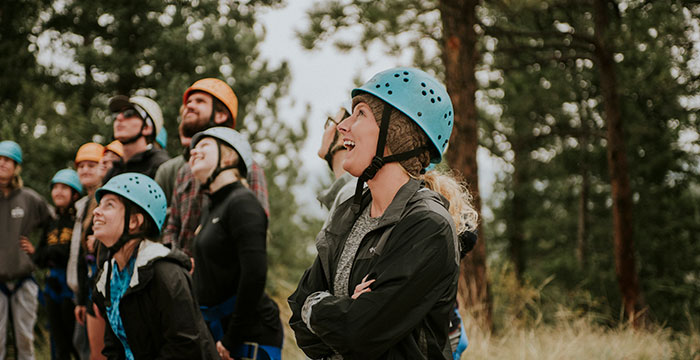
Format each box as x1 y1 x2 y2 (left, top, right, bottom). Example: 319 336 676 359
350 104 430 215
117 121 146 145
104 205 144 308
201 139 237 191
207 101 218 129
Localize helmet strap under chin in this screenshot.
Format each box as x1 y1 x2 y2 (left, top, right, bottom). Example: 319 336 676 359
350 103 430 216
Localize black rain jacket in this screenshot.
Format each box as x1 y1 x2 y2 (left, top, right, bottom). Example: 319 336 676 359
93 240 218 360
288 179 459 359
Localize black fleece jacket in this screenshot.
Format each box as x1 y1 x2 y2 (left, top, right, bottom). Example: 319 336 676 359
193 181 283 351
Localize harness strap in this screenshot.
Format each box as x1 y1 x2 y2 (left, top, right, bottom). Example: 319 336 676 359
45 268 74 302
200 295 237 341
231 343 281 360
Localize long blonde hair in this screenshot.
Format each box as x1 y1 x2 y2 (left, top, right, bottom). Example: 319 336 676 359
421 169 478 234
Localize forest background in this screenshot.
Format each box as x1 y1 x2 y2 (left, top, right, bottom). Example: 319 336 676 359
1 0 699 358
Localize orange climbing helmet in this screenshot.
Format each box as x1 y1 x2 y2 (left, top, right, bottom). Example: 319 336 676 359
183 78 238 127
104 140 124 158
75 142 104 165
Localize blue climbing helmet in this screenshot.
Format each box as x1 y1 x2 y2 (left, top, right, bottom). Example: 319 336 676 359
156 126 167 149
51 169 83 194
190 126 253 186
352 67 454 164
96 172 167 234
347 67 454 214
0 140 23 164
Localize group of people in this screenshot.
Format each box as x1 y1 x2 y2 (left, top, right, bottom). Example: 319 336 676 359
0 67 478 360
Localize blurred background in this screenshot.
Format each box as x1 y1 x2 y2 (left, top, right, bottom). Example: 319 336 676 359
1 0 698 358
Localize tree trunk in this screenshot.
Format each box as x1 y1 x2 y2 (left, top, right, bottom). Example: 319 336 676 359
510 139 525 281
592 0 645 326
440 0 492 330
577 103 591 269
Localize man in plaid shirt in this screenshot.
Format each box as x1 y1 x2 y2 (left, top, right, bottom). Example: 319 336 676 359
162 78 269 251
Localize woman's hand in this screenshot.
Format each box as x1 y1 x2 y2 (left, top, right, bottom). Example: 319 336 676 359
352 274 376 300
74 306 86 325
216 341 233 360
19 236 35 255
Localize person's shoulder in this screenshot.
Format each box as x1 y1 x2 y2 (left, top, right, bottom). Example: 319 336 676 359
225 183 265 214
18 187 49 206
159 155 185 171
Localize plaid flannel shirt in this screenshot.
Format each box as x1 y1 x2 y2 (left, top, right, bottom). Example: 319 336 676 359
162 161 269 252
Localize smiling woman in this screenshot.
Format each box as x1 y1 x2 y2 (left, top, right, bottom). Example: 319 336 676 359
89 173 218 359
289 67 478 360
187 127 283 360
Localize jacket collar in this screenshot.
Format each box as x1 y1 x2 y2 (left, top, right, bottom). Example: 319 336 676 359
95 240 173 297
326 178 427 235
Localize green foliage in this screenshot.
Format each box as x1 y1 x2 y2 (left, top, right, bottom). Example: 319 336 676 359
0 0 318 303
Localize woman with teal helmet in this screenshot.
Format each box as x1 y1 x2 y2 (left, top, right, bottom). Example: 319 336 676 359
289 68 478 359
89 173 217 359
20 169 82 360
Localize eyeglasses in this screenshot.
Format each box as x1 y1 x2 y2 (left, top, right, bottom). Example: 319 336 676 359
324 116 339 130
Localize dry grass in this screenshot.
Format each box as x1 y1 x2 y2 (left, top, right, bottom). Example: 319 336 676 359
272 291 700 360
460 310 699 360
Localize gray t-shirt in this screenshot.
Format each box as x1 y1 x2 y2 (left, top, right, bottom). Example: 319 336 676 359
333 206 381 297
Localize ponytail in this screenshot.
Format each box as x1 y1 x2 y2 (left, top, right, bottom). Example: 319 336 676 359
422 169 478 234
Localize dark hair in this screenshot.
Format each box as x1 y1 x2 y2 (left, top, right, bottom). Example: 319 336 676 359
124 198 159 239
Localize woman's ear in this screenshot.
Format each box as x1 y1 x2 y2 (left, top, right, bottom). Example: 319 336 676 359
129 212 145 233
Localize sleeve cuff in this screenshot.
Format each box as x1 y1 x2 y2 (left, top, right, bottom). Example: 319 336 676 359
301 291 332 334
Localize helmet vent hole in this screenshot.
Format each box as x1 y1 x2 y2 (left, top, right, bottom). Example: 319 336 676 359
385 83 390 87
429 89 434 94
403 78 409 82
449 111 452 116
421 82 426 87
387 90 393 95
375 84 381 89
438 135 442 140
448 121 452 126
437 97 442 102
444 114 447 119
394 73 400 77
417 112 422 117
403 71 409 75
422 91 427 96
431 98 435 103
147 204 150 208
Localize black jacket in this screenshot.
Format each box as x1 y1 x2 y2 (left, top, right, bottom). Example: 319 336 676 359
288 179 459 359
104 146 170 181
93 240 217 360
193 181 283 350
33 206 76 269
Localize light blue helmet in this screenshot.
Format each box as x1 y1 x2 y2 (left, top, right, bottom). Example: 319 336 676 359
95 173 167 233
51 169 83 194
352 67 454 163
0 140 23 164
156 126 167 149
191 127 253 178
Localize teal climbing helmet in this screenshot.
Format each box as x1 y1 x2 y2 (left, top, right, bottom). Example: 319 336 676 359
51 169 83 194
352 67 454 163
156 126 167 149
0 140 23 164
191 127 253 177
95 173 167 232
